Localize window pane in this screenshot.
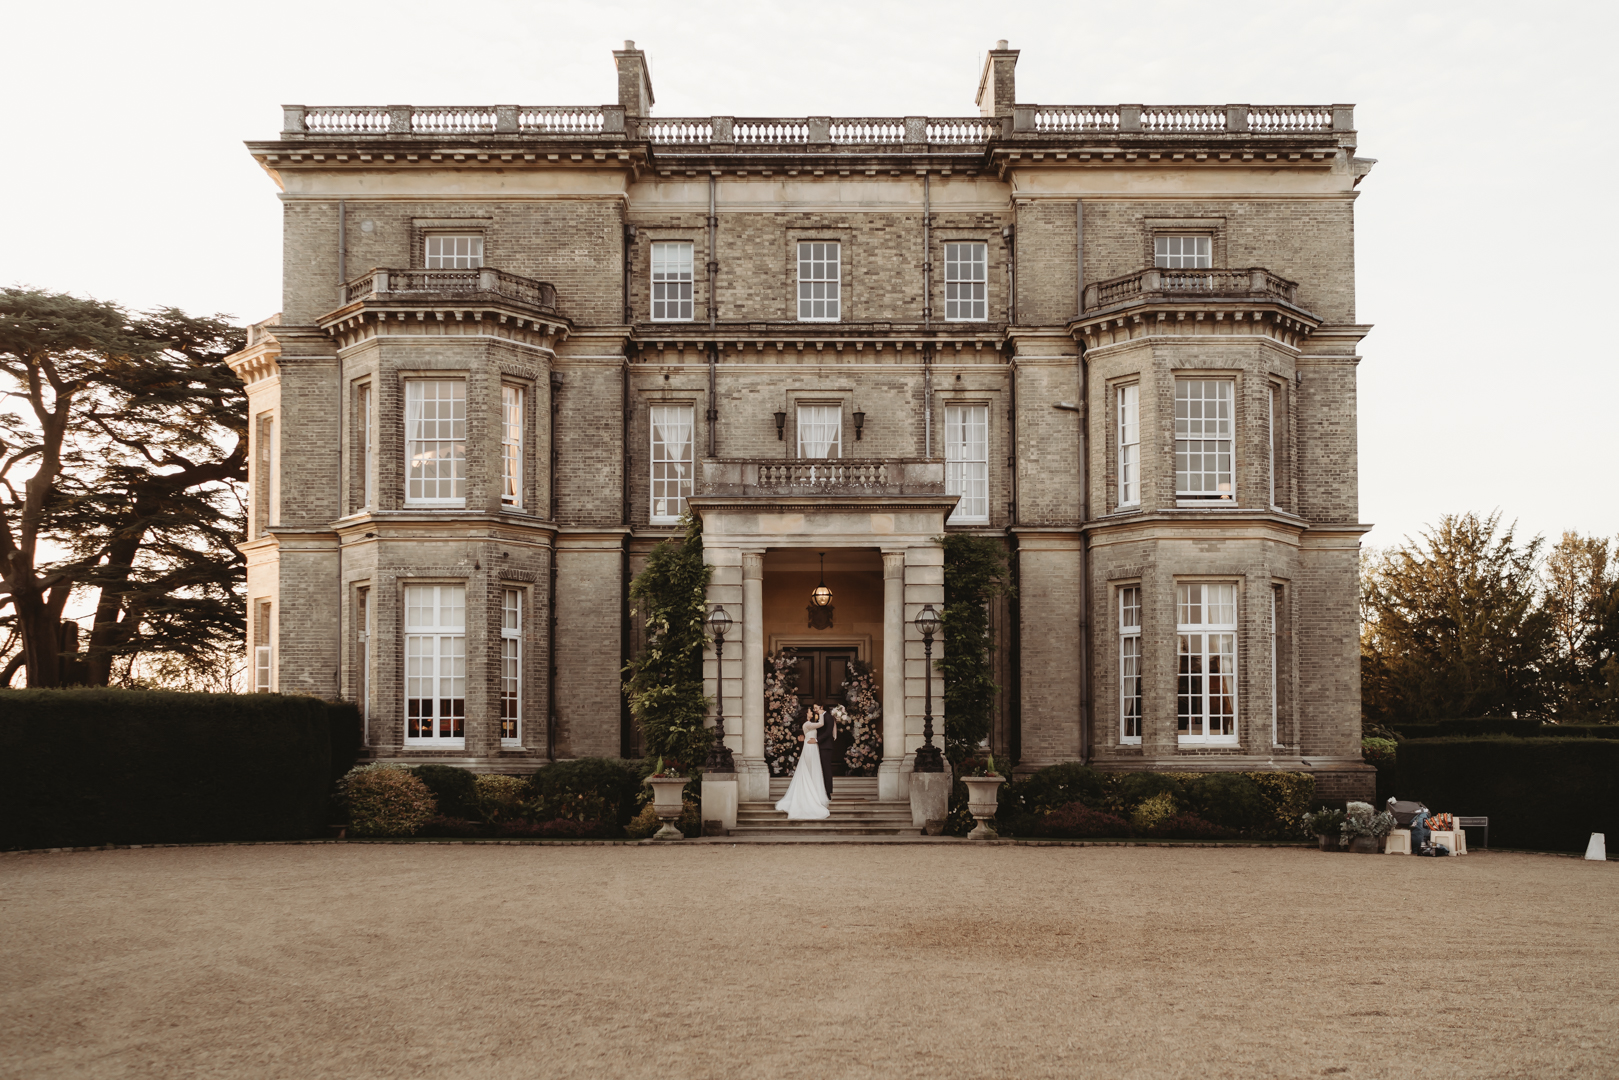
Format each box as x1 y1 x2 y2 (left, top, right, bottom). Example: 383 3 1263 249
651 242 695 321
1176 583 1238 742
425 234 483 269
404 585 467 742
798 242 840 320
501 385 522 506
1174 379 1234 499
943 242 988 321
797 405 841 459
650 404 695 519
1118 384 1140 506
406 381 466 505
945 404 989 521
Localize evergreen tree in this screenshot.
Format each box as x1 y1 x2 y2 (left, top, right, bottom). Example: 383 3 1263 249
623 512 713 771
937 533 1013 766
1543 530 1618 722
0 289 246 687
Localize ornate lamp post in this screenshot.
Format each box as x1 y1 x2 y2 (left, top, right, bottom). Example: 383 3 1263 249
912 603 944 773
705 606 736 772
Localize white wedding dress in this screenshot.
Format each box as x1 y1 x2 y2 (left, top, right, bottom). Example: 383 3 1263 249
774 714 831 820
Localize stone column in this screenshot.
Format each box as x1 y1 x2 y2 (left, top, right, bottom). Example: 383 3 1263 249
739 550 769 801
879 549 907 800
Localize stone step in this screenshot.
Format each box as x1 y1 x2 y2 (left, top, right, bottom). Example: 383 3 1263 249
727 826 922 837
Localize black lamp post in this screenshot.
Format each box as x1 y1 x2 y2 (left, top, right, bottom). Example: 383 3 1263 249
705 606 736 772
913 603 944 772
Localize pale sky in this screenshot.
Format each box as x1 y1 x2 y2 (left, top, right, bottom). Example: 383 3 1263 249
3 0 1614 554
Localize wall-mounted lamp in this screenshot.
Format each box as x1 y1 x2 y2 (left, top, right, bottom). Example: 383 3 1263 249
774 410 787 440
852 410 865 440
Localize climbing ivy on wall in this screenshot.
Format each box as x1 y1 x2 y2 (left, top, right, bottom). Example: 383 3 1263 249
623 512 713 773
938 533 1014 768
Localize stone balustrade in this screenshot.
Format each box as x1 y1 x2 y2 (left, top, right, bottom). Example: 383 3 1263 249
699 459 946 497
279 105 1352 142
1083 267 1301 313
342 267 558 312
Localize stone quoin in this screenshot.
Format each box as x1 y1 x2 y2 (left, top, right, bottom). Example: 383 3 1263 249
229 40 1377 804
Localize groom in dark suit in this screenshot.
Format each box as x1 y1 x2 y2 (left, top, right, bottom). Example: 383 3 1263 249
816 707 851 799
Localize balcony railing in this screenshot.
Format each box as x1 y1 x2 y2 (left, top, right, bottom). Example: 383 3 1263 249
341 267 558 312
699 459 946 497
279 105 1352 144
1083 268 1301 313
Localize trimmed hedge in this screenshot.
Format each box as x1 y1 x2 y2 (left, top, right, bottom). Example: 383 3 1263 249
1395 737 1619 853
996 765 1315 839
1391 719 1619 741
0 689 338 849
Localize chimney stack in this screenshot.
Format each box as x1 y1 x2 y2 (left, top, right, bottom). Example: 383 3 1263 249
614 40 655 117
975 40 1019 118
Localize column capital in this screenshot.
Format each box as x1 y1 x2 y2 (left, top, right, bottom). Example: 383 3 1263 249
742 551 764 579
882 550 906 578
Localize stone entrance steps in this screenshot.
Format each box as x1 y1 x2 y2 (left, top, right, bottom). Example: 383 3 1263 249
728 776 918 837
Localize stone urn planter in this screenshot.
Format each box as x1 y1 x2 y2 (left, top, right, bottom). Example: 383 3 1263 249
645 776 689 840
1317 834 1339 851
1347 835 1380 854
961 776 1005 840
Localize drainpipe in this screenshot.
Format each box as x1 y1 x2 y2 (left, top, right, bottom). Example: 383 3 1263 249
547 371 561 760
708 175 719 456
622 223 635 324
1076 200 1091 764
334 346 343 701
923 173 932 458
337 199 346 300
1002 221 1016 325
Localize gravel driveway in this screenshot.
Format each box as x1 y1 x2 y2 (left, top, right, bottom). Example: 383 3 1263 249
2 843 1614 1079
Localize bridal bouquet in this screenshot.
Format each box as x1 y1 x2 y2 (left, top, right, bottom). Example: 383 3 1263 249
840 659 883 775
763 649 804 776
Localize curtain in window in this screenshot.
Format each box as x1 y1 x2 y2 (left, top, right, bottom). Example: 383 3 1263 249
651 405 695 519
797 405 841 459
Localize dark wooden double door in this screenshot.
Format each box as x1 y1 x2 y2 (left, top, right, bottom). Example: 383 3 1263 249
793 647 858 777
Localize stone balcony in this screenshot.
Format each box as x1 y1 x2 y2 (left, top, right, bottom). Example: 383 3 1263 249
1073 267 1320 350
321 267 567 349
698 459 946 498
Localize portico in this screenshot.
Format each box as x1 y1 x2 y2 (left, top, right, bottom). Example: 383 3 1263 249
691 460 955 803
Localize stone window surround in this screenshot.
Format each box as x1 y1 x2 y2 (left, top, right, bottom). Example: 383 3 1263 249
412 217 493 269
785 228 854 323
635 228 704 322
783 390 852 459
1142 217 1226 268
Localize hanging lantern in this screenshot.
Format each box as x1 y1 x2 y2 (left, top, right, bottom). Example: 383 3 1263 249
807 552 835 629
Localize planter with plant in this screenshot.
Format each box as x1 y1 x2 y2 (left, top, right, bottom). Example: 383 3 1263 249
1341 800 1396 853
644 757 689 840
1301 807 1347 851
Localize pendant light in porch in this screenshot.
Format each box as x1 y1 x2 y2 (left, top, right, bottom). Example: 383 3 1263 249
807 552 834 629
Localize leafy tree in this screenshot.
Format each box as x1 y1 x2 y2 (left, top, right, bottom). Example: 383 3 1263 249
1543 530 1619 722
0 288 246 687
623 512 713 772
937 533 1013 767
1360 511 1554 724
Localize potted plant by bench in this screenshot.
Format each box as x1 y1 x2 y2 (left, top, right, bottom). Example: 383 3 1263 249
1342 801 1396 853
644 758 689 841
960 755 1005 840
1302 807 1346 851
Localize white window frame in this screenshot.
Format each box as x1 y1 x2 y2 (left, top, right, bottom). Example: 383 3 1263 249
359 383 375 510
501 384 523 508
943 242 988 322
1119 586 1142 744
944 403 989 523
404 584 466 745
650 403 695 523
405 380 467 507
1175 378 1235 503
501 588 522 747
1154 235 1211 269
650 241 695 322
1268 382 1278 509
796 404 842 460
1177 582 1239 745
356 587 370 731
424 234 483 269
1117 383 1140 509
797 242 841 322
1270 586 1279 747
253 599 272 693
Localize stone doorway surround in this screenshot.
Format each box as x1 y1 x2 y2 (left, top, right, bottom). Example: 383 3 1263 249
690 459 956 802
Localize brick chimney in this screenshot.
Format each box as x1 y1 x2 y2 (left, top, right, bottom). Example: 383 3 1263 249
975 40 1019 118
613 40 655 117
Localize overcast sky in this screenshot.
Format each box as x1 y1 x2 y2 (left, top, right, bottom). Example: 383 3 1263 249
4 0 1614 554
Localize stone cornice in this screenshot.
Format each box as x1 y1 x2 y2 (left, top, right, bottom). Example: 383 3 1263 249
1084 509 1311 547
1073 303 1319 352
319 301 569 353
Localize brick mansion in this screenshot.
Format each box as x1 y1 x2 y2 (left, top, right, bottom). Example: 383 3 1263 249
229 41 1377 807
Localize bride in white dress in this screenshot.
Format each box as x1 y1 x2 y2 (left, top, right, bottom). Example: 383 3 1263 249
774 705 831 820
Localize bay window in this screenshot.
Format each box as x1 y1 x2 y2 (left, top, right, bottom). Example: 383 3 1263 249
1177 582 1238 744
405 584 466 744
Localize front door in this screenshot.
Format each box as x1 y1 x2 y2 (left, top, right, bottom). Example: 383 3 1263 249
793 647 857 776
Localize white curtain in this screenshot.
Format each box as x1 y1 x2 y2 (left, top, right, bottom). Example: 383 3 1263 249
797 405 841 459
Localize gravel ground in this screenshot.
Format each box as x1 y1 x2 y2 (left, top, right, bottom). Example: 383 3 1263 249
1 844 1615 1080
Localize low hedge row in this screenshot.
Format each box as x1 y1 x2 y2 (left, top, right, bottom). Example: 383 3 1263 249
990 764 1315 840
0 689 357 850
1394 737 1619 852
1391 719 1619 740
